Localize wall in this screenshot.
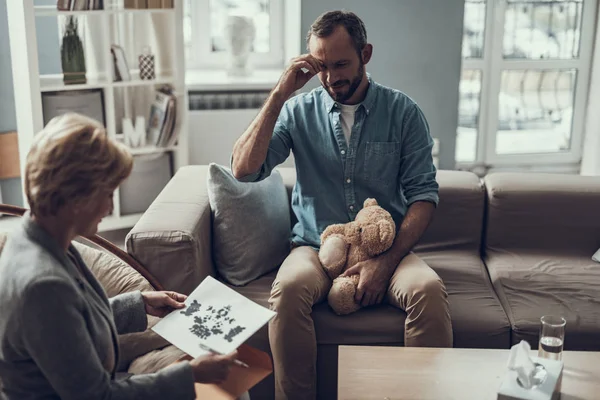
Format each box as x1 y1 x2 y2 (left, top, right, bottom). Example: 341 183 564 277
301 0 464 169
190 0 464 169
1 0 465 204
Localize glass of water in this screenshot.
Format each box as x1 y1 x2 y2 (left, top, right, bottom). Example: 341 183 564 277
538 315 566 361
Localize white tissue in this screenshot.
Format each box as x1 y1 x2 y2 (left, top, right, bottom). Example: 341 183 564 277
507 340 537 389
592 247 600 262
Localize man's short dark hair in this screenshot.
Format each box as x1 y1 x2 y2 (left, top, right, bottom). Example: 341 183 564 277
306 10 367 56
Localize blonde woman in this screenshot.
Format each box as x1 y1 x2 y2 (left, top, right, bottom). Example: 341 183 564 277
0 113 236 399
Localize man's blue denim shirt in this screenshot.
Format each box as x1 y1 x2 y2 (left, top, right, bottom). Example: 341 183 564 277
236 75 439 248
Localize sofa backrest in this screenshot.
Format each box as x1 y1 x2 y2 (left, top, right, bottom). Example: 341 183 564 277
415 170 485 253
276 167 485 253
484 173 600 255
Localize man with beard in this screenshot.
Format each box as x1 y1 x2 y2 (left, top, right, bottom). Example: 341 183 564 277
231 10 453 400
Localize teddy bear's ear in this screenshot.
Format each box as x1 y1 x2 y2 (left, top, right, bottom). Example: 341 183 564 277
363 198 378 208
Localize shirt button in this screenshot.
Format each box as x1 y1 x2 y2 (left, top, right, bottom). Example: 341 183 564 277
349 205 354 211
341 150 346 155
346 178 351 184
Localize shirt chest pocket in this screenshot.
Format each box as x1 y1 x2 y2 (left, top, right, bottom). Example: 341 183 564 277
363 141 401 186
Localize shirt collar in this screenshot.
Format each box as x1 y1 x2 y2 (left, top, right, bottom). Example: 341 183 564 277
324 73 377 114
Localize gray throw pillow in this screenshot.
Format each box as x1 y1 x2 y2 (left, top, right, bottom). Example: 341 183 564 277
207 163 291 286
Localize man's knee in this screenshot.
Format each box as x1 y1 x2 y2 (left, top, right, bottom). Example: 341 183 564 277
269 274 314 312
410 276 448 305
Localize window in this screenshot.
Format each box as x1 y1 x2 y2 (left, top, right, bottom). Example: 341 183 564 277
456 0 597 170
184 0 284 70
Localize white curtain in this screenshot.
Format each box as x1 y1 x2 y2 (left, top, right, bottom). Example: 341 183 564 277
581 10 600 175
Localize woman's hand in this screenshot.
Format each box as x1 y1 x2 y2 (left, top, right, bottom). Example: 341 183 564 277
189 351 238 384
141 291 187 317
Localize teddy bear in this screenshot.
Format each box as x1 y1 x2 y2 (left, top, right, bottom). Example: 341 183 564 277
318 198 396 315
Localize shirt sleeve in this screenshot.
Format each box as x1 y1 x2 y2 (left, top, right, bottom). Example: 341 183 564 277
109 291 148 335
232 100 294 183
398 103 440 206
21 277 196 400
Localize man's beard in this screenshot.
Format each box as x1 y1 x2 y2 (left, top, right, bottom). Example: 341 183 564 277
324 62 365 104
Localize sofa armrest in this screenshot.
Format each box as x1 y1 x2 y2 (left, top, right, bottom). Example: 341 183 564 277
126 166 215 295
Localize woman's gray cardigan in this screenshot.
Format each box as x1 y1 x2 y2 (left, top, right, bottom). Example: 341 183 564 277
0 215 195 399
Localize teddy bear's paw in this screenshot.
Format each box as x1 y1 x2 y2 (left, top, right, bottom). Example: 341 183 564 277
319 235 348 279
328 277 362 315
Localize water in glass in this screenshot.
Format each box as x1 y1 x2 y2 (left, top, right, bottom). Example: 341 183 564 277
538 315 566 361
539 336 564 361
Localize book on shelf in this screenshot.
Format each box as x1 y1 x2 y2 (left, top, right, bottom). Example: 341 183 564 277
123 0 172 9
57 0 104 11
146 0 162 8
124 0 148 8
57 0 71 10
147 86 178 148
111 44 131 81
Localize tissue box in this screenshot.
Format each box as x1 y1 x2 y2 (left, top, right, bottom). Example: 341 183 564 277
497 356 563 400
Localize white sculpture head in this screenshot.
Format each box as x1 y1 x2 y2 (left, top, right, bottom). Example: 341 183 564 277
225 14 256 76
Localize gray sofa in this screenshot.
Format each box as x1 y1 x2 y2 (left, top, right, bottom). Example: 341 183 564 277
126 166 600 399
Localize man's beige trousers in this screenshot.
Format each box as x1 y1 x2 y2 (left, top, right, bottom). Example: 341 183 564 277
268 246 453 400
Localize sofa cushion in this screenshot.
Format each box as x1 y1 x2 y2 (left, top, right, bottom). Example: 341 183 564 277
73 241 155 296
417 250 511 348
485 252 600 350
484 172 600 351
127 344 186 375
207 163 291 286
230 250 510 349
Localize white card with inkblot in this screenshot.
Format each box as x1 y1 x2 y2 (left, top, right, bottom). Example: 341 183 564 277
592 248 600 263
152 276 276 357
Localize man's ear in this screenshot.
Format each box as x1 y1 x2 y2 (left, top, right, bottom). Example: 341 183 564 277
361 44 373 65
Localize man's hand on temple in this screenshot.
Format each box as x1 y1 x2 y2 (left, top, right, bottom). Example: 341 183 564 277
341 255 397 307
274 54 322 98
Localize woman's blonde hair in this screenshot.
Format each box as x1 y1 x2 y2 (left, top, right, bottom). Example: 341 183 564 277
25 113 133 217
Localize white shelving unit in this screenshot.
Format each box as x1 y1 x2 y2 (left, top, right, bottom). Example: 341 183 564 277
6 0 189 232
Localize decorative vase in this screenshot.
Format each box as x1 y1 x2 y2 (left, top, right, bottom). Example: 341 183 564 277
225 14 256 77
60 16 87 85
138 46 155 80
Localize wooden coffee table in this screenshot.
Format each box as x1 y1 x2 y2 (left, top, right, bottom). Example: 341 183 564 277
338 346 600 400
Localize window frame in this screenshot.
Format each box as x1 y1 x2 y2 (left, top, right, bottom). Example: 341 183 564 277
457 0 598 170
186 0 285 70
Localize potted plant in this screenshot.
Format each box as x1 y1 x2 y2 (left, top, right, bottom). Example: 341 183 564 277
61 16 87 85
